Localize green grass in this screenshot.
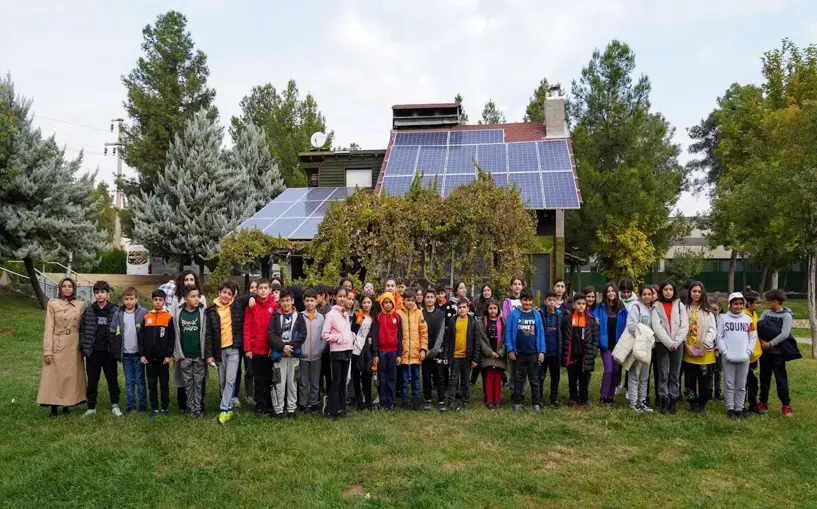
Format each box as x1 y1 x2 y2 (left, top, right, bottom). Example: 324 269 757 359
2 291 817 508
784 299 809 320
793 328 812 338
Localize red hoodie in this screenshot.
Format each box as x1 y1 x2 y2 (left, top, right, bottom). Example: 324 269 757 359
243 296 278 355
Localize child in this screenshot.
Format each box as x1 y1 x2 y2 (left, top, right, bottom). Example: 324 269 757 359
111 287 148 413
384 277 405 310
422 289 447 411
716 293 756 419
758 289 795 417
397 289 429 410
299 288 326 413
619 279 638 313
243 279 278 416
269 288 307 418
560 294 599 408
139 289 175 417
371 292 403 411
651 280 690 415
80 281 121 417
539 291 562 407
506 287 546 413
166 270 207 414
443 299 480 410
351 295 375 411
173 285 211 418
553 278 567 311
479 299 506 409
626 286 655 413
316 284 333 401
321 287 356 418
502 277 524 320
435 283 457 323
596 283 628 405
682 281 717 415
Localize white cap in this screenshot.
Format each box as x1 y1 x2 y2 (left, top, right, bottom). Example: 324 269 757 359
728 292 745 304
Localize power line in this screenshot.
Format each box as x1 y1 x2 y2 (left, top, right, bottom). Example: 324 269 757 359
33 114 110 133
64 147 107 156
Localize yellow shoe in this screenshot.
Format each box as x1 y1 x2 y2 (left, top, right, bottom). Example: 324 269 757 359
218 411 232 425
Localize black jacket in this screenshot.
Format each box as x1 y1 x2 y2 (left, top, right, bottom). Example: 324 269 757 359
80 301 117 358
422 307 446 359
205 295 251 358
138 309 175 360
559 312 599 372
442 315 480 364
268 309 307 359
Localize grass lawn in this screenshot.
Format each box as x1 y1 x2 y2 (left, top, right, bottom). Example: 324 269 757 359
2 292 817 508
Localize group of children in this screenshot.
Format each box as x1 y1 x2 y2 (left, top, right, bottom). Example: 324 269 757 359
39 272 799 422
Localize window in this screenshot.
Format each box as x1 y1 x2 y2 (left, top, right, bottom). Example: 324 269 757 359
345 169 371 188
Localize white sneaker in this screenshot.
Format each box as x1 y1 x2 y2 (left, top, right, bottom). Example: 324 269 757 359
246 396 256 407
614 385 623 396
111 404 123 417
231 397 242 409
82 409 97 417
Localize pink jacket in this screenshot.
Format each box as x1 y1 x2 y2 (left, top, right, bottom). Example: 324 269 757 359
321 304 355 352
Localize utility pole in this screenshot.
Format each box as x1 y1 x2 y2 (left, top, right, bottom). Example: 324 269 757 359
105 119 124 248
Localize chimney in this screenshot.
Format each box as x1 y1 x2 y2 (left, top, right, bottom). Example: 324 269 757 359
544 86 567 138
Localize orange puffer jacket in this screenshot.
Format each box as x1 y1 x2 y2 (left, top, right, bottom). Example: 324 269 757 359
397 307 428 365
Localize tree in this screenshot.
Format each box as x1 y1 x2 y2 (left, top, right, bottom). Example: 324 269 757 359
348 142 361 151
130 109 250 280
230 80 333 187
228 123 285 214
478 99 506 125
664 248 708 285
566 40 687 275
92 182 117 243
595 217 658 283
454 93 469 124
522 78 562 122
121 11 217 196
0 75 105 308
0 79 17 190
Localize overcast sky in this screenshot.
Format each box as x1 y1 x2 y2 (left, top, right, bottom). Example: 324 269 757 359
2 0 815 215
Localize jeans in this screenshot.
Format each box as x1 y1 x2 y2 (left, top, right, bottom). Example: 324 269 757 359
723 360 749 412
180 357 205 415
146 358 169 412
253 355 273 415
377 352 398 409
400 364 421 403
298 359 322 408
218 347 240 412
485 367 503 404
351 354 373 408
447 358 471 407
422 358 444 404
512 353 541 407
683 362 712 407
122 353 147 410
655 344 683 399
600 351 618 400
567 362 590 404
539 355 560 404
86 350 120 410
760 354 790 405
326 353 351 416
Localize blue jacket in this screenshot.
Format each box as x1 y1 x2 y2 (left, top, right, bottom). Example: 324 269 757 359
539 307 562 357
506 307 546 355
591 304 628 352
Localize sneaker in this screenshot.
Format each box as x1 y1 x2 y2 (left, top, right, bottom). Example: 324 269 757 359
550 400 560 409
286 412 296 419
160 409 170 416
82 409 97 417
757 401 769 414
513 404 523 414
639 403 654 413
246 397 256 407
218 411 233 424
727 409 737 420
533 405 542 413
581 403 590 410
439 404 448 412
569 401 579 409
150 410 159 419
438 401 446 411
231 397 241 409
782 405 793 417
630 405 642 414
614 385 623 396
734 410 744 419
111 405 123 417
423 401 432 411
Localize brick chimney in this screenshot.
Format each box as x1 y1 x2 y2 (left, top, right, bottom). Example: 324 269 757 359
544 86 567 138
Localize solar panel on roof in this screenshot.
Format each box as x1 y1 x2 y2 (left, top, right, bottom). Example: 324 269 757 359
509 173 545 208
421 174 442 192
382 177 414 196
274 188 310 202
289 217 324 240
542 171 580 209
507 142 539 172
237 187 354 239
476 144 507 174
384 146 419 176
305 187 339 201
445 145 476 174
416 146 447 175
449 129 504 145
537 140 573 172
443 173 476 197
393 131 448 146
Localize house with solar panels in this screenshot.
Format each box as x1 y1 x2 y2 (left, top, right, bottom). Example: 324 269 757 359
236 91 581 294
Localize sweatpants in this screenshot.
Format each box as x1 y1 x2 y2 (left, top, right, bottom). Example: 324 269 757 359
746 361 759 408
655 343 683 400
512 353 541 407
326 353 351 416
566 362 591 404
253 355 273 415
401 364 421 403
378 351 398 409
218 347 240 412
627 361 650 408
86 350 120 410
272 356 299 414
422 358 444 404
600 351 618 400
447 358 471 407
684 362 712 408
485 367 503 405
722 360 749 412
146 358 169 411
759 354 790 406
180 357 206 415
539 355 560 404
298 358 322 408
122 353 146 411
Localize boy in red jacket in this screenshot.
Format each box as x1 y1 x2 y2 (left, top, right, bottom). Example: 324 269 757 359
243 279 278 416
372 292 403 411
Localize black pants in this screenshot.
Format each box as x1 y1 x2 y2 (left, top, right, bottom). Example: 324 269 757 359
320 348 332 394
146 359 169 411
178 381 206 413
746 361 759 408
326 354 351 416
684 362 712 407
512 353 541 406
567 362 590 404
539 355 561 404
86 350 120 410
446 358 471 406
646 357 660 405
253 356 273 414
760 354 790 405
351 354 372 408
422 358 439 403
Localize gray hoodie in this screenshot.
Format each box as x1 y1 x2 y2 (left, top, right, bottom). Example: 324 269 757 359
627 302 653 335
301 310 326 361
759 307 793 347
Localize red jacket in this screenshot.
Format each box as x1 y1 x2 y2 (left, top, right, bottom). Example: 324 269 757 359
243 296 278 355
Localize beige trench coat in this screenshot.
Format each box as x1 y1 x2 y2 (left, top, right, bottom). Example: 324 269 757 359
37 298 87 406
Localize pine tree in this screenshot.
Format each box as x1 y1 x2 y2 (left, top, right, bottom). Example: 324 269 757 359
0 74 105 308
130 109 250 278
121 11 217 196
478 99 506 125
229 123 285 214
454 93 469 124
522 78 562 122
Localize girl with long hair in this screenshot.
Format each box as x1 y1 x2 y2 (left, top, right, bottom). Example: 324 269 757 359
595 282 628 404
681 281 716 414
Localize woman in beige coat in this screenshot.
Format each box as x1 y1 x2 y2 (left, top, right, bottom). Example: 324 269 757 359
37 278 87 417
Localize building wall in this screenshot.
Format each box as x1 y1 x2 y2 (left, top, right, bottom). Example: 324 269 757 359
310 154 384 188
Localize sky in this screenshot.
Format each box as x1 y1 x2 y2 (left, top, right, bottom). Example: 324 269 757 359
2 0 816 215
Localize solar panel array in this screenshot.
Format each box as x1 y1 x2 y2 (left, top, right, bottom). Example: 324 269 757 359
381 132 579 209
236 187 354 240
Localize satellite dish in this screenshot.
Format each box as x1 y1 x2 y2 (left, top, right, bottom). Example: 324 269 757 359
310 132 327 149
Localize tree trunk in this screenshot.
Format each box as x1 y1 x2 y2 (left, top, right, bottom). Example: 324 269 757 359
782 270 789 291
727 250 737 294
758 264 769 295
24 256 49 309
652 264 659 284
770 269 779 290
808 253 817 358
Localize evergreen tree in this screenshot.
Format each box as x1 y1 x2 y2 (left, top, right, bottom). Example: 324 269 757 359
0 74 105 308
229 123 285 214
454 93 469 124
121 11 216 196
478 99 506 125
522 78 562 122
130 109 250 279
